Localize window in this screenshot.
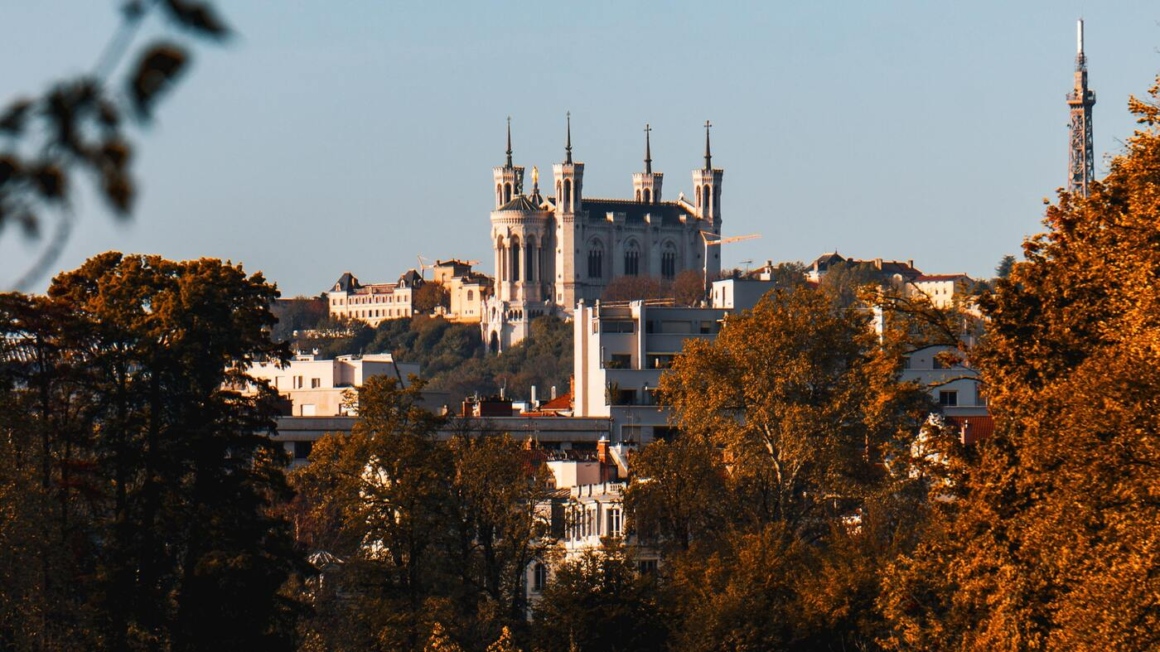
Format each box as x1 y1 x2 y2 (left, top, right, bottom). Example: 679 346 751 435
310 378 321 389
607 509 622 537
588 243 604 279
602 320 635 333
939 390 958 406
638 559 658 576
467 289 474 301
511 237 521 282
293 441 313 460
293 375 303 389
607 354 632 369
624 242 640 276
532 563 547 592
661 243 677 280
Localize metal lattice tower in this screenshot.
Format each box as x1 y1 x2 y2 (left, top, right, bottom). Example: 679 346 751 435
1067 19 1096 196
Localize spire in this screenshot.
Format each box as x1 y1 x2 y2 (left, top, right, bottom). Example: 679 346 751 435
1067 19 1096 196
565 112 573 164
505 116 513 169
703 120 713 170
644 123 653 174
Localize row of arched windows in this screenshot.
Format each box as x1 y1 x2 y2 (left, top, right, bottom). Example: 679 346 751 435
497 235 548 283
694 184 720 212
586 240 679 280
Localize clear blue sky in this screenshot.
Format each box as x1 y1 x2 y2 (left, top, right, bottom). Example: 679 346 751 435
3 1 1158 296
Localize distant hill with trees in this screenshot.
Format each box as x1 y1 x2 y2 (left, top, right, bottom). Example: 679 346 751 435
279 312 571 406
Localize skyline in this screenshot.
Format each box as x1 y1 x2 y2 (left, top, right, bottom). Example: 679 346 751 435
3 1 1160 296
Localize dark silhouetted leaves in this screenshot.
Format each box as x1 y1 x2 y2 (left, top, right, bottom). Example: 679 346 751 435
102 171 134 215
0 99 33 135
32 164 65 201
0 155 18 186
163 0 231 38
129 42 188 119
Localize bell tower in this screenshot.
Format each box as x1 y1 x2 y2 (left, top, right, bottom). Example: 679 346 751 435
493 117 524 208
1067 19 1096 197
553 112 585 311
632 124 664 203
691 120 724 231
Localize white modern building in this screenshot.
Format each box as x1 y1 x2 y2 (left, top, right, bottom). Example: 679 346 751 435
573 299 727 444
248 353 420 417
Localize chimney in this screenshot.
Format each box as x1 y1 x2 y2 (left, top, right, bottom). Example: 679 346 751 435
597 436 609 464
551 385 558 400
531 385 537 408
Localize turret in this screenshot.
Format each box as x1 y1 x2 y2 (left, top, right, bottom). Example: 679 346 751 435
691 120 724 228
492 117 525 208
632 123 664 203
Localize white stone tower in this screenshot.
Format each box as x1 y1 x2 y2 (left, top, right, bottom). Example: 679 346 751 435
691 120 724 279
553 113 585 310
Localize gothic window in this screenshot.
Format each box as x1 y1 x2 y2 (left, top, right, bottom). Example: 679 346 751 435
526 237 536 282
643 188 651 203
511 236 521 282
695 186 701 208
703 185 711 211
504 182 512 204
635 189 641 202
588 241 604 279
661 242 677 280
495 183 502 206
564 179 572 208
624 241 640 276
497 236 507 281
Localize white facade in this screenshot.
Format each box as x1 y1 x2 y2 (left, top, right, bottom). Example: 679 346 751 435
710 277 778 310
909 274 975 309
573 299 726 444
901 345 988 417
482 120 725 353
248 353 420 417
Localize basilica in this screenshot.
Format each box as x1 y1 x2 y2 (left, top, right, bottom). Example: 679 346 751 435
482 117 726 352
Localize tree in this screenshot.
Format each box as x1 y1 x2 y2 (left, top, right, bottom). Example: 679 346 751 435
291 379 553 651
880 78 1160 651
600 275 672 303
994 254 1016 280
651 284 936 648
413 282 451 315
659 285 931 533
531 542 668 652
624 433 728 553
1 2 231 290
671 269 707 306
0 252 304 651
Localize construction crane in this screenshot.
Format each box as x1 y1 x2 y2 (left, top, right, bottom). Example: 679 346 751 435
699 232 762 294
416 255 436 280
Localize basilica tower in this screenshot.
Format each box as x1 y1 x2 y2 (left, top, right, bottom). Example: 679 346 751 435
632 124 664 203
1067 19 1096 197
553 113 585 310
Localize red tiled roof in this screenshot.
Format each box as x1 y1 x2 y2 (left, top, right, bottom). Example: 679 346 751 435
945 415 994 445
539 391 573 411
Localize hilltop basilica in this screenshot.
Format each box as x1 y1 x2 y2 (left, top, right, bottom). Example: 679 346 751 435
482 118 726 352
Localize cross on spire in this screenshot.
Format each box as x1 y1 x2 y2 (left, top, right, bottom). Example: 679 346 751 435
505 116 513 169
703 120 713 170
565 111 573 164
644 123 653 174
